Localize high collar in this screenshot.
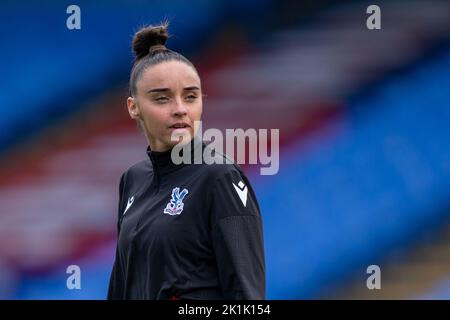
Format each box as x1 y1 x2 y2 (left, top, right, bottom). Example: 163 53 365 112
146 136 205 178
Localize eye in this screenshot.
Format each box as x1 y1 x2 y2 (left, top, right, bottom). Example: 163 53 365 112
185 94 197 101
155 96 169 103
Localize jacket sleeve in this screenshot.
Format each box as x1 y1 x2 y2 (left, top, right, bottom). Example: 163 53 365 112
107 172 126 300
209 167 266 299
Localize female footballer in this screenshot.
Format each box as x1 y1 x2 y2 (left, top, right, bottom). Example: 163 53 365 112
107 22 266 300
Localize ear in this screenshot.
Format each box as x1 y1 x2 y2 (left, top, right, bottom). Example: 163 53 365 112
127 97 141 120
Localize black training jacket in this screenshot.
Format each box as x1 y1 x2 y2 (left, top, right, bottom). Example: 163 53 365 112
107 138 266 300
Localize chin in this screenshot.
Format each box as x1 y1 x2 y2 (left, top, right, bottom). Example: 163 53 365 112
168 133 192 147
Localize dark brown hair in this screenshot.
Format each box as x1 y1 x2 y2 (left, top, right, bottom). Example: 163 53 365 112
129 22 197 96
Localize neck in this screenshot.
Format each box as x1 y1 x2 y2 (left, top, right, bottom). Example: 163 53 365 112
147 139 172 153
146 136 204 177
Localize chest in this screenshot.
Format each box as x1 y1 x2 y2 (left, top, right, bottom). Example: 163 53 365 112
118 171 212 254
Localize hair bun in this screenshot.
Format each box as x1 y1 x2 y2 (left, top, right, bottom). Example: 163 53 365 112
132 22 170 60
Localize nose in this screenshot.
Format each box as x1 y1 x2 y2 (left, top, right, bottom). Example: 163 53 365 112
172 97 188 117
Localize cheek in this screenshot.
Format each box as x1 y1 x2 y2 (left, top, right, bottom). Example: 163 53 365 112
190 102 203 120
141 106 169 129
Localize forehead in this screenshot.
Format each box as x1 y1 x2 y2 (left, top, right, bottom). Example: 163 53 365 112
138 60 200 90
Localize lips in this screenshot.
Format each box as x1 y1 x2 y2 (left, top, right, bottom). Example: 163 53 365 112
168 122 190 129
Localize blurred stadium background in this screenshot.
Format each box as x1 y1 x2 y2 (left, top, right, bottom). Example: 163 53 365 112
0 0 450 299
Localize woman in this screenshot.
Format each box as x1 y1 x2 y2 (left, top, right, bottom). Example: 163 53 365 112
107 23 266 300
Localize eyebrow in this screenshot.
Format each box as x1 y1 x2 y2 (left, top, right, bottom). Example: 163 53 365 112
146 86 200 94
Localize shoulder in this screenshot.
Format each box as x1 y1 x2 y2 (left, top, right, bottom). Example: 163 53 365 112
198 147 258 202
202 148 262 221
200 146 247 184
119 159 151 185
